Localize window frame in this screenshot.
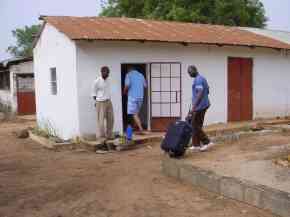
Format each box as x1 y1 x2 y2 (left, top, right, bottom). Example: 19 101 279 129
0 71 11 91
50 67 57 95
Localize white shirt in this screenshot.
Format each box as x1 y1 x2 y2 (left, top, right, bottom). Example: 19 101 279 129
92 76 111 101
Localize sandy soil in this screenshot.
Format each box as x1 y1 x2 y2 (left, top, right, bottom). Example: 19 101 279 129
0 118 276 217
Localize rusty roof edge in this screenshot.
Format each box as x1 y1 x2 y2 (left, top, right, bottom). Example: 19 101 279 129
73 38 289 51
1 56 33 68
40 16 290 51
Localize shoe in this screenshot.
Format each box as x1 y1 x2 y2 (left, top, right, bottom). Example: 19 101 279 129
189 146 201 151
99 143 109 151
200 144 209 152
106 137 115 141
207 142 215 147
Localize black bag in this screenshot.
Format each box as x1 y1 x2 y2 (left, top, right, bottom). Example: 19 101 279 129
161 120 192 158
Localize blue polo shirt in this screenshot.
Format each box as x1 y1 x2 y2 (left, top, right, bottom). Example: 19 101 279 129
192 74 210 111
125 70 147 100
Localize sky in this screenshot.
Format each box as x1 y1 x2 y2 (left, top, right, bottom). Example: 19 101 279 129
0 0 289 60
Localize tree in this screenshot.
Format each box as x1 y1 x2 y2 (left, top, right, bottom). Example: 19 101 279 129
7 25 41 58
100 0 267 28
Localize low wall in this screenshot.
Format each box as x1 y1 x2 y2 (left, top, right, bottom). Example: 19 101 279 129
162 157 290 217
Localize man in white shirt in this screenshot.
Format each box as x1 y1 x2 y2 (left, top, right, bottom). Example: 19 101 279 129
92 66 114 140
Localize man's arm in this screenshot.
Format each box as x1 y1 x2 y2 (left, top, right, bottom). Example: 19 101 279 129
192 78 204 111
92 79 99 100
123 85 129 95
143 77 147 89
123 74 130 95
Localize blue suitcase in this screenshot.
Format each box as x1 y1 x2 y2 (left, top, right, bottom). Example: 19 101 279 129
161 120 192 158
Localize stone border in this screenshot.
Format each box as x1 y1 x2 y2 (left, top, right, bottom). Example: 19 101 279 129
162 157 290 217
205 118 290 137
84 136 163 152
211 129 282 144
29 131 75 151
29 130 163 153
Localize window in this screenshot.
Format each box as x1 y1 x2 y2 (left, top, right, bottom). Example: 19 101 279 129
0 71 10 90
17 74 34 92
150 63 181 118
50 68 57 95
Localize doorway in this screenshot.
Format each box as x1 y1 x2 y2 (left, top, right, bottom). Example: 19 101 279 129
228 57 253 122
16 74 36 115
121 64 148 131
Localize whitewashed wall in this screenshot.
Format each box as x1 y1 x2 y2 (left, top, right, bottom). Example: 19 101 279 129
34 24 79 140
75 41 223 136
0 90 11 108
76 41 290 137
253 50 290 117
35 28 290 140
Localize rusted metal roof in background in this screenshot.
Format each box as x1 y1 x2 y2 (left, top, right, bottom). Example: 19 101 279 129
40 16 290 50
0 56 33 68
241 27 290 44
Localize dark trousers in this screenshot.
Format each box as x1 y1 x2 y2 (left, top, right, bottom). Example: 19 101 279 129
192 109 210 147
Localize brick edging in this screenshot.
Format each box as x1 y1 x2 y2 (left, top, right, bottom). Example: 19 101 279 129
162 156 290 217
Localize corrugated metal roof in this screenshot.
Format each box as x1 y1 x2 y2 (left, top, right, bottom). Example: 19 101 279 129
0 56 33 68
241 27 290 44
39 16 290 50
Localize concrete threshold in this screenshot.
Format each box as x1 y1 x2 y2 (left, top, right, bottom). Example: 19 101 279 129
162 156 290 217
82 132 164 152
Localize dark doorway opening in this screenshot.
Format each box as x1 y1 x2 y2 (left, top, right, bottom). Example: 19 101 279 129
121 64 148 131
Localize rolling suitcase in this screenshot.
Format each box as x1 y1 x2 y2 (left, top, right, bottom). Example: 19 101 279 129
161 119 192 158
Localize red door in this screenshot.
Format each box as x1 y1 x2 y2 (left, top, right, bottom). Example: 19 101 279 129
228 58 253 122
16 74 36 115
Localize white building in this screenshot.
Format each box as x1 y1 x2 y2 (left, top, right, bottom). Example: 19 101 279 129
0 57 35 115
33 16 290 140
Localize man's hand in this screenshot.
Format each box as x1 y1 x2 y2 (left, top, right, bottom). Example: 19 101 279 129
123 86 129 95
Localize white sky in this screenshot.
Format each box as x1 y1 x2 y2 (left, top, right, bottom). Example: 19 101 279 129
0 0 289 60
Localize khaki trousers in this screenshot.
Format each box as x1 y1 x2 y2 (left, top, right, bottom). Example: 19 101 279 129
95 100 114 139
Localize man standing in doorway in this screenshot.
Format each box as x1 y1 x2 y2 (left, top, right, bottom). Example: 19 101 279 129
92 66 114 141
188 65 213 152
124 66 147 134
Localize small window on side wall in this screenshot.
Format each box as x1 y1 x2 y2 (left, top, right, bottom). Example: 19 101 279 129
50 67 57 95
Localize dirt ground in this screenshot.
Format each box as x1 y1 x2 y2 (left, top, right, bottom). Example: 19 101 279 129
0 119 278 217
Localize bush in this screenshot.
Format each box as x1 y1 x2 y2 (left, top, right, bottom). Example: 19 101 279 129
32 119 59 139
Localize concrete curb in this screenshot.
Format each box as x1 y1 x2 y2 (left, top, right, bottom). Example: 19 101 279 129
82 136 163 152
211 129 282 144
30 130 163 153
162 156 290 217
205 119 290 137
29 131 75 151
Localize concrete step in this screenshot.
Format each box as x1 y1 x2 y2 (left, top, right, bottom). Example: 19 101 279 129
82 133 164 152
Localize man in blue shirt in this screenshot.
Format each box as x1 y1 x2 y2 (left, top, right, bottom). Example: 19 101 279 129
124 66 147 134
188 65 213 152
